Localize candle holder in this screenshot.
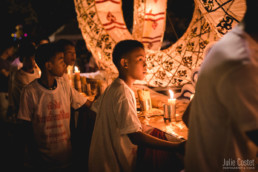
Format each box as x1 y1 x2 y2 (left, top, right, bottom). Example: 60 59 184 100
163 103 176 123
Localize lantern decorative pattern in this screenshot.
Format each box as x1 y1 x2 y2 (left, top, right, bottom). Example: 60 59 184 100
74 0 246 87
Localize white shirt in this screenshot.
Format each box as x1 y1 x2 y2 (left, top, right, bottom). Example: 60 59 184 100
17 77 87 169
89 78 142 172
10 68 40 114
185 25 258 172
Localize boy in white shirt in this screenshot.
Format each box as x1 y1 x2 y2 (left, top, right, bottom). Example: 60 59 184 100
9 42 40 119
88 40 185 172
17 43 92 171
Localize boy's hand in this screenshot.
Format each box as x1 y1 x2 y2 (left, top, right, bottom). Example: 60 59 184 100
85 99 93 108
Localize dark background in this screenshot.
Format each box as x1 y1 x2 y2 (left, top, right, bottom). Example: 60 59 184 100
0 0 194 47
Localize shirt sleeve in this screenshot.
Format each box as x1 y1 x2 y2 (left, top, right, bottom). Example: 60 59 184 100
17 87 33 121
115 97 142 135
217 64 258 132
70 86 87 110
90 94 103 113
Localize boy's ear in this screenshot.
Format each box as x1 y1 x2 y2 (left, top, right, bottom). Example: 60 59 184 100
120 58 128 69
45 61 52 70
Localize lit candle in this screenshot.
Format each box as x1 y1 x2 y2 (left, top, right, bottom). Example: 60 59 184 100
164 89 176 122
190 94 194 101
74 66 80 80
74 66 81 92
168 89 176 105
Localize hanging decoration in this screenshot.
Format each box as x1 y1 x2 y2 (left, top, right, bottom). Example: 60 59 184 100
132 0 167 50
11 25 28 41
74 0 246 87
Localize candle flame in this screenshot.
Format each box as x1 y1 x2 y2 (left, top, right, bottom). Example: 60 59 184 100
74 66 80 73
190 94 194 100
169 89 174 99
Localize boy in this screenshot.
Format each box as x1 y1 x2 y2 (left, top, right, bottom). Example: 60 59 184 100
56 39 76 80
56 39 76 66
9 42 40 119
17 43 91 171
7 41 40 170
88 40 185 172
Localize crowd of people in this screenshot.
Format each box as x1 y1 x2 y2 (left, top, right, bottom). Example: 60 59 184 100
0 37 98 171
0 0 257 171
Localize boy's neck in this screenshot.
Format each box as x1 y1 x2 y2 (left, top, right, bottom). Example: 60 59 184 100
119 74 135 89
22 66 34 74
38 73 57 90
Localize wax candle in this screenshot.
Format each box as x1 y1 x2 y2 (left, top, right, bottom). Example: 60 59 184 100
168 89 176 105
164 89 176 122
74 66 80 81
190 94 194 101
74 66 81 92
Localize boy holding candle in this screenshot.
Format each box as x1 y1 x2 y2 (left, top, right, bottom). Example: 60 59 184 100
17 43 92 171
88 40 185 172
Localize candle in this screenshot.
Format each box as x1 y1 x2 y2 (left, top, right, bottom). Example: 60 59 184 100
190 94 194 101
164 89 176 123
168 89 176 105
74 66 81 92
74 66 80 80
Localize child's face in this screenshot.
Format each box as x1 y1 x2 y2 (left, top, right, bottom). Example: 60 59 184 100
64 45 76 66
48 52 66 77
126 47 147 80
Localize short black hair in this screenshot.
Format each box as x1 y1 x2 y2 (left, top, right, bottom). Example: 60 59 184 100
18 41 36 62
55 39 75 52
112 39 144 70
35 42 63 71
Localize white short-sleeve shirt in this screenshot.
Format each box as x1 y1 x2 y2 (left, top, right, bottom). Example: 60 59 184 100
89 78 142 172
185 25 258 171
10 68 40 114
17 77 87 168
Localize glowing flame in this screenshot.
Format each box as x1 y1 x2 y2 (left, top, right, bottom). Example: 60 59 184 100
74 66 80 73
190 94 194 100
169 89 174 99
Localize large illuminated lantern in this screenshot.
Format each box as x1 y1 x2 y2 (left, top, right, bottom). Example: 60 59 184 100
74 0 246 87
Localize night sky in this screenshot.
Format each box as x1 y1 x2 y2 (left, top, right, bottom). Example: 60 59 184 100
0 0 194 45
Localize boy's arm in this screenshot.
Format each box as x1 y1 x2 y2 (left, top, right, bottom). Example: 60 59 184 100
128 131 185 152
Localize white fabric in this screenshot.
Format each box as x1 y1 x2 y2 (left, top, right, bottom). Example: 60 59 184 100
17 77 87 168
10 68 40 114
10 57 23 70
89 78 142 172
185 25 258 172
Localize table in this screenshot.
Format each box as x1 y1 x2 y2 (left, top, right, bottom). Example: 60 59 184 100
133 85 189 172
133 84 189 141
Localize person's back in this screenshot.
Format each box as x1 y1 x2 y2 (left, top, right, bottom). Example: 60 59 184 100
185 3 258 171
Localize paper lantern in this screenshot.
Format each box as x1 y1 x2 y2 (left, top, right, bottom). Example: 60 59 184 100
74 0 246 87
